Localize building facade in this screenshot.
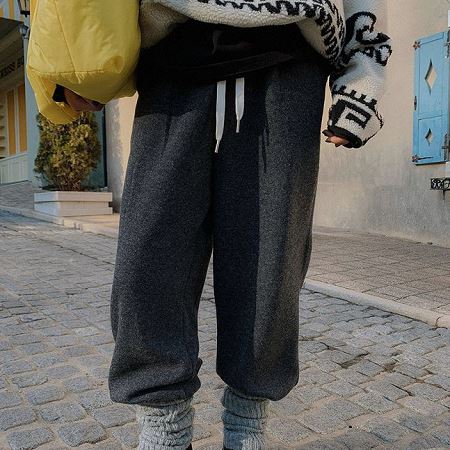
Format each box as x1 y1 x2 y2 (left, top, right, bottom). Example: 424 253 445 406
0 0 106 188
2 0 450 247
0 0 32 184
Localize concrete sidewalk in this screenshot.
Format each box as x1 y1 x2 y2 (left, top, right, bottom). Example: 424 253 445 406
1 181 449 327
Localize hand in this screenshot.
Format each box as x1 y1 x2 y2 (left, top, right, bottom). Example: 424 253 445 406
63 87 105 112
322 129 350 147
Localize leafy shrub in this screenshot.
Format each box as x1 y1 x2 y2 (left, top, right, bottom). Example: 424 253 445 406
34 111 101 191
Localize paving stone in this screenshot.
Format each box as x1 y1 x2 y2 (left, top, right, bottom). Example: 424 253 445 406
62 376 102 393
270 395 309 416
78 389 112 410
0 340 12 351
48 335 80 347
82 439 123 450
39 402 86 423
404 382 448 401
32 354 66 368
62 345 97 358
58 419 107 446
403 434 445 450
0 391 22 408
429 425 450 447
72 326 102 336
293 386 329 405
391 409 436 433
297 368 336 385
0 406 37 431
89 366 110 378
381 372 415 388
267 417 312 444
11 372 47 388
299 341 327 353
296 439 347 450
91 404 135 427
7 427 54 450
1 359 33 375
359 416 411 442
297 407 347 434
317 349 356 365
321 398 368 420
333 369 370 385
350 360 384 377
400 396 449 417
195 405 222 425
111 422 140 447
308 358 342 372
333 430 383 449
83 333 114 346
45 365 79 380
351 392 397 413
0 350 20 364
26 385 65 405
76 354 109 368
425 374 450 391
18 342 50 355
363 380 409 401
395 363 430 379
323 380 363 396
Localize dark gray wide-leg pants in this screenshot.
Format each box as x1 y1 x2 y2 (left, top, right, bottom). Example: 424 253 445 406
108 53 331 406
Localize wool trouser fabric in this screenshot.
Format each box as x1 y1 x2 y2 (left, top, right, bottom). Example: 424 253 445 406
108 51 331 407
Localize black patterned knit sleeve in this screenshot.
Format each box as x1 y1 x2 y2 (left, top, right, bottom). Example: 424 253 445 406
326 0 393 149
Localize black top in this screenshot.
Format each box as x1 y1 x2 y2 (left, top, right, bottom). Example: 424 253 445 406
136 19 334 85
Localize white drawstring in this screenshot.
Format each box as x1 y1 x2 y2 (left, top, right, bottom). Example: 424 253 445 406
215 80 226 154
235 77 245 133
214 76 245 153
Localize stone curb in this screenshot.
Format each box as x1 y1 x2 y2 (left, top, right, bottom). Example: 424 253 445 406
304 279 450 329
2 202 449 329
0 204 118 239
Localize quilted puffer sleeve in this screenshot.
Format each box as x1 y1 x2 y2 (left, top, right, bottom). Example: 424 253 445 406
325 0 393 148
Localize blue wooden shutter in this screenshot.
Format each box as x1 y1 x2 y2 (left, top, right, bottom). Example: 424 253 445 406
412 31 449 165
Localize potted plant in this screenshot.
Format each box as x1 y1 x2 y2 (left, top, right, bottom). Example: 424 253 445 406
33 111 112 217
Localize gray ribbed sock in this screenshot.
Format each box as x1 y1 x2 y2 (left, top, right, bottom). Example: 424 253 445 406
136 397 194 450
221 385 270 450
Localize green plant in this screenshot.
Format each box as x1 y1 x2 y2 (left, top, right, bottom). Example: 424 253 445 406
34 111 101 191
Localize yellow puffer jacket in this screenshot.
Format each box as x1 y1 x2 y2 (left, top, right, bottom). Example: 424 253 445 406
26 0 141 124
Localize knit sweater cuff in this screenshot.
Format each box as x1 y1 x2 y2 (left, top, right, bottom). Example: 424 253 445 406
136 397 194 450
221 386 270 450
326 85 384 149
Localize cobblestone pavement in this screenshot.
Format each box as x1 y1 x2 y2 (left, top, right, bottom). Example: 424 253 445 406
2 182 450 315
0 210 449 449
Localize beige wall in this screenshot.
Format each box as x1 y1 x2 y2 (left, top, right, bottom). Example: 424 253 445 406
107 1 450 246
315 0 450 247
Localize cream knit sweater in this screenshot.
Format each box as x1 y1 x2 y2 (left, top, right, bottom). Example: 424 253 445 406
138 0 392 148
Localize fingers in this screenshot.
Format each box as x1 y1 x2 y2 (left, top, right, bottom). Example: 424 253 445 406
321 129 350 147
63 88 105 112
326 136 349 146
